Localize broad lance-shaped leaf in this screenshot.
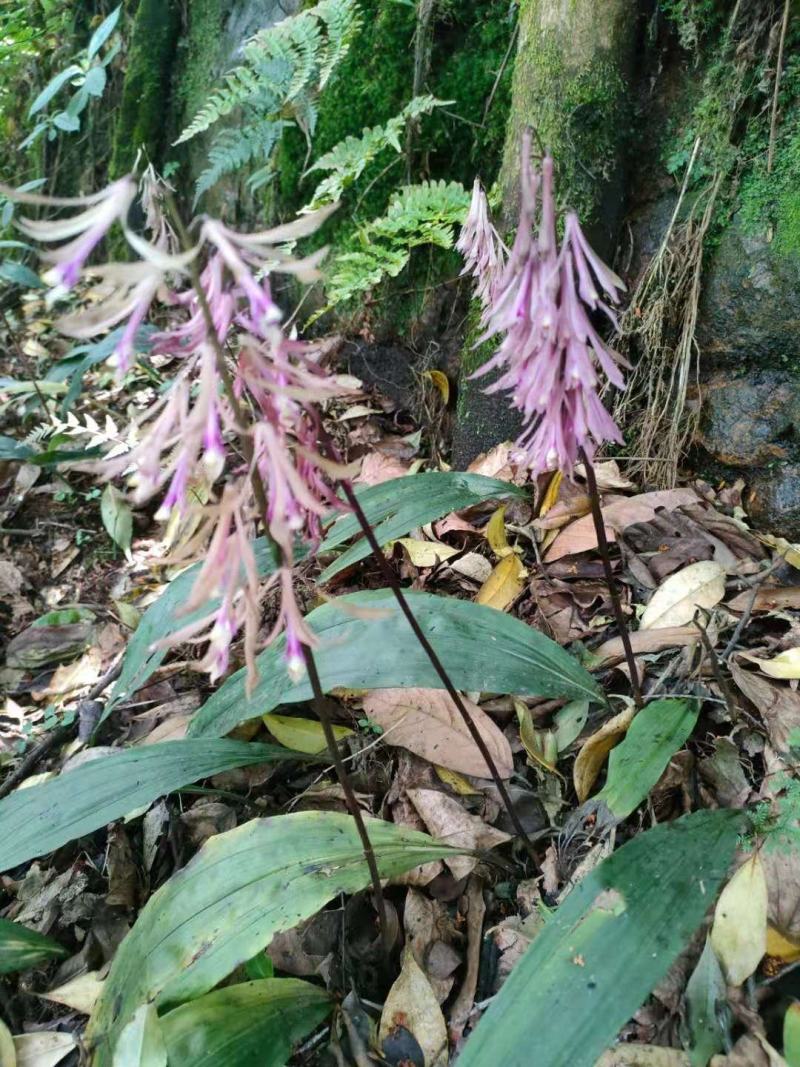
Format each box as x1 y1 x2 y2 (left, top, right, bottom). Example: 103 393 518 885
319 472 527 581
0 917 68 974
86 812 462 1065
0 740 294 872
159 978 332 1067
104 537 297 721
189 590 601 738
591 698 699 822
458 809 744 1067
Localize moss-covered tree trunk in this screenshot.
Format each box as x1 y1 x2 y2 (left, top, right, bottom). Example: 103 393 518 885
452 0 638 468
110 0 181 177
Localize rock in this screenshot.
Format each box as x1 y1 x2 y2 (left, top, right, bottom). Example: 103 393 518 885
746 464 800 542
5 621 94 671
697 213 800 370
697 370 800 467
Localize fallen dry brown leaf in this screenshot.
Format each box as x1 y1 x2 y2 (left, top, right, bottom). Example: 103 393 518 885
573 705 635 803
640 561 726 630
728 586 800 613
363 688 513 778
545 488 699 561
379 947 448 1067
407 788 511 881
730 659 800 753
592 626 699 668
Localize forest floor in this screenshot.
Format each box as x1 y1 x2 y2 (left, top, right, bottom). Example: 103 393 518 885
3 285 800 1065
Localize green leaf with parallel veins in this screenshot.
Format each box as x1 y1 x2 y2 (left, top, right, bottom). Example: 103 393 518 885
86 812 462 1065
100 483 132 554
0 740 295 872
103 537 297 722
160 978 331 1067
319 472 526 581
189 589 601 738
592 698 700 822
458 809 744 1067
0 917 68 974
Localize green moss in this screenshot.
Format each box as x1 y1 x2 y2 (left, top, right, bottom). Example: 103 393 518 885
109 0 180 177
497 0 635 235
173 0 227 137
276 0 515 246
738 48 800 257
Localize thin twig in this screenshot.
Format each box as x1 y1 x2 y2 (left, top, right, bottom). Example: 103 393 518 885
580 449 642 707
693 610 738 721
768 0 791 174
317 428 537 863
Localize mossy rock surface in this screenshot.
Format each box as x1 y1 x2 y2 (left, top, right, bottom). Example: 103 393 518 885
697 213 800 373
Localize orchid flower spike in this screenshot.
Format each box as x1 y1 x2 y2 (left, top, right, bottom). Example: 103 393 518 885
465 132 628 477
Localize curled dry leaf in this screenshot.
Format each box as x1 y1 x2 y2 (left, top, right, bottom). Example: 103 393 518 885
407 788 511 881
730 660 800 753
741 646 800 680
486 506 514 559
380 947 448 1067
363 688 513 778
592 626 699 668
640 561 726 630
475 554 525 612
545 488 699 561
710 853 767 986
573 705 635 803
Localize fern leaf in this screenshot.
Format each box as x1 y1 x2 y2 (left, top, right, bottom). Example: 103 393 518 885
177 0 361 200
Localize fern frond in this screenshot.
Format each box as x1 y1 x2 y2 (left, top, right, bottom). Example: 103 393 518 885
323 179 469 308
304 95 449 209
194 119 287 203
177 0 359 144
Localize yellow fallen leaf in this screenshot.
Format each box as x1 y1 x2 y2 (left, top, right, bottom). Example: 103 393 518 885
766 924 800 964
573 704 635 803
0 1020 14 1067
486 505 513 558
11 1033 80 1067
262 713 353 755
752 647 800 680
423 369 450 406
710 852 767 985
516 699 560 775
435 766 480 795
476 554 525 612
39 970 104 1015
640 561 726 630
539 470 563 517
394 537 461 568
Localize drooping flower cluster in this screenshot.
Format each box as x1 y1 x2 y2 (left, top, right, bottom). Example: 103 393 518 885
2 175 355 683
456 132 627 477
